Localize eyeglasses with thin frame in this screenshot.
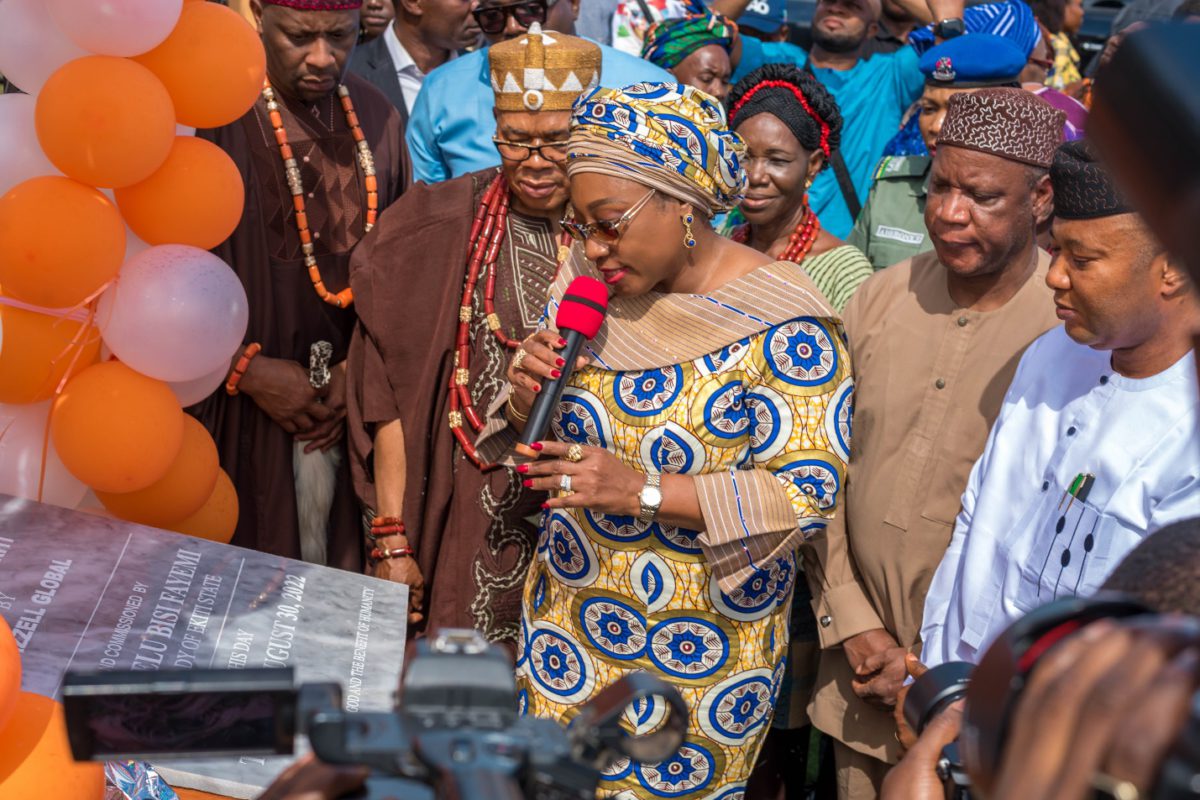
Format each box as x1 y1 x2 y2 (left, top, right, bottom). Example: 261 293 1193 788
472 0 548 35
492 138 570 163
561 188 657 244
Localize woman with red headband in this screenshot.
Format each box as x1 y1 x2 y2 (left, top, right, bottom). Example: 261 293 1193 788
728 64 873 313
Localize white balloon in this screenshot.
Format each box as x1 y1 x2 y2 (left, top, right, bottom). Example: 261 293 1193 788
0 400 89 509
47 0 183 58
176 124 197 137
0 94 62 196
97 245 249 383
168 361 229 407
0 0 88 94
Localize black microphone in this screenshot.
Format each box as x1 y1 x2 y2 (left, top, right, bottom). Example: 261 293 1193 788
514 276 608 459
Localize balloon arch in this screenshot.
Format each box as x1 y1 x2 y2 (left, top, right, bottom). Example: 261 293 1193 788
0 2 267 792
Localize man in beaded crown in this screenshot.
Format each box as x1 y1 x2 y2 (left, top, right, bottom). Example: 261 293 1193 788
191 0 407 575
490 22 601 114
344 26 600 643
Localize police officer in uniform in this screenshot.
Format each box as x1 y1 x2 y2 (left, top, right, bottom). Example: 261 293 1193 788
848 34 1028 269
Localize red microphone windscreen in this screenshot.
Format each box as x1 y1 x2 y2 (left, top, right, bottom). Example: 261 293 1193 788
555 277 609 339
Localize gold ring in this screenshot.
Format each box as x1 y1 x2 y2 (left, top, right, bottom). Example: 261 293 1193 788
512 348 528 371
566 444 584 462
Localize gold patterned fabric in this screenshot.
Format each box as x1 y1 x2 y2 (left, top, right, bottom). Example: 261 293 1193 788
481 248 852 798
567 83 747 216
489 23 601 112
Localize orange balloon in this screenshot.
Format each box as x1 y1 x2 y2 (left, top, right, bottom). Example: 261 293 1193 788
36 56 175 189
0 299 102 404
114 137 245 249
0 693 104 797
0 177 126 309
135 3 266 129
0 617 19 735
52 361 184 494
168 468 238 543
96 414 220 526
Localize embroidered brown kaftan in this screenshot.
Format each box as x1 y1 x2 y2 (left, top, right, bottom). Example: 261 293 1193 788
347 169 559 644
193 73 406 570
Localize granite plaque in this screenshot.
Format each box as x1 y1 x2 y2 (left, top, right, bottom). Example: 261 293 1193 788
0 496 408 798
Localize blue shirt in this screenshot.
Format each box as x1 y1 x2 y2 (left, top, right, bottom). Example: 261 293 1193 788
733 37 922 238
730 2 1031 237
407 41 673 184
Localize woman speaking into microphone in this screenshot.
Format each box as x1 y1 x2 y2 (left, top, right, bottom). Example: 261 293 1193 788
476 83 854 798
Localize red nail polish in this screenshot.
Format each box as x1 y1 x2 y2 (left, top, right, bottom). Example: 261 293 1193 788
531 442 544 451
541 502 550 510
533 383 541 393
523 479 534 488
555 357 566 367
551 369 562 379
517 464 529 474
557 338 567 347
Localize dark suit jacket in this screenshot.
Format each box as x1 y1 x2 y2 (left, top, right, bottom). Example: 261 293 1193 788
348 32 410 128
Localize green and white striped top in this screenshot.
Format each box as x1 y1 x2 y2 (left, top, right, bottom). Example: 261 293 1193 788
799 244 874 313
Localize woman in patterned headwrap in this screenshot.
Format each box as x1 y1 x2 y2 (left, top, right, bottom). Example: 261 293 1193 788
727 64 873 313
641 6 738 102
477 83 855 798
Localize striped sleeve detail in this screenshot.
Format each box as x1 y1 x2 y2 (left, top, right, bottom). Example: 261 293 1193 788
694 468 804 594
474 383 519 465
802 246 874 313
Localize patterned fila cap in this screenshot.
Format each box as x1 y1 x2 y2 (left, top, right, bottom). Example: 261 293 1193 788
489 23 601 112
937 88 1065 168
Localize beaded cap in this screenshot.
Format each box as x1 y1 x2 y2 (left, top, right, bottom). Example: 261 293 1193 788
489 23 601 112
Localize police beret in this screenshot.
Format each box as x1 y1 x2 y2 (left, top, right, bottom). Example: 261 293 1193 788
919 34 1026 88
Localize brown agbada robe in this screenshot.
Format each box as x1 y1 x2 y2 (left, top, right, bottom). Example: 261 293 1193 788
347 170 558 644
193 73 406 570
803 250 1059 763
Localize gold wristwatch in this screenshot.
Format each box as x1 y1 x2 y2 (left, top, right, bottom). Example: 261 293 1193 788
638 473 663 523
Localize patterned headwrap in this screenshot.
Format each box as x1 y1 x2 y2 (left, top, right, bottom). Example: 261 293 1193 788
937 88 1065 168
1050 140 1135 219
567 83 747 216
641 10 738 69
262 0 363 8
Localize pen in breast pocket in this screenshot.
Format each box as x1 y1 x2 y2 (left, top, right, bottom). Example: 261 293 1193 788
1069 473 1095 504
1057 472 1095 516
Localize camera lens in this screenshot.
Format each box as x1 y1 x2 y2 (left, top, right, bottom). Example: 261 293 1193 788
962 594 1151 795
903 661 973 737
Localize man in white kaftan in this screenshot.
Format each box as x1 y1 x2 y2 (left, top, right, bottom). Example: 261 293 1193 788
919 140 1200 666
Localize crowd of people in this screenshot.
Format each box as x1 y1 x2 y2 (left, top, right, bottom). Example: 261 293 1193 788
16 0 1199 797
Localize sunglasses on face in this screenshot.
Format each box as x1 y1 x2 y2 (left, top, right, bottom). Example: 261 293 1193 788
472 0 549 35
561 189 657 244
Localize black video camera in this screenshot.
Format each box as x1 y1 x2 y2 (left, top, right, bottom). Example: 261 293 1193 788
62 628 689 800
903 595 1200 800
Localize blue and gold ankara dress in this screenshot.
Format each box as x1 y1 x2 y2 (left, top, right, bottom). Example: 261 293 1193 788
479 251 853 799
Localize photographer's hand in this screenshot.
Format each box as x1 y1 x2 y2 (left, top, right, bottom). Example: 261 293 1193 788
893 654 929 753
880 699 964 800
987 617 1200 800
257 755 368 800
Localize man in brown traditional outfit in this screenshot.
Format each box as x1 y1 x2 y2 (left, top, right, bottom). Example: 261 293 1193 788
802 89 1065 799
194 0 407 571
347 25 601 640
